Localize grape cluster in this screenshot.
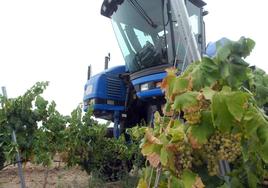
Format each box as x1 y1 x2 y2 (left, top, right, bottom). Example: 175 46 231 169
183 105 201 125
174 143 193 175
203 131 242 176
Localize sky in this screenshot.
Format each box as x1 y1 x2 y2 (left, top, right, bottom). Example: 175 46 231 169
0 0 268 115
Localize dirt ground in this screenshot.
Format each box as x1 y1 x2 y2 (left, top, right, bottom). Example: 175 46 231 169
0 163 90 188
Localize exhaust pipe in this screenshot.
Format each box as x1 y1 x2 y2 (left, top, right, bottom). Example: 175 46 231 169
87 65 91 80
104 53 110 70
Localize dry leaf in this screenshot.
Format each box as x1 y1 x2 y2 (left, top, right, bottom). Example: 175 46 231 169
145 130 162 145
188 133 202 149
147 153 160 168
192 176 205 188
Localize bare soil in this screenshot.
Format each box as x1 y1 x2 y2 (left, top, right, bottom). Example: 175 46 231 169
0 163 89 188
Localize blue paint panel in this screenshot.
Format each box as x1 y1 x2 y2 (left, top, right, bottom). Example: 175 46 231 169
83 73 107 100
92 104 125 111
83 104 125 112
137 88 164 98
83 65 127 102
132 72 167 86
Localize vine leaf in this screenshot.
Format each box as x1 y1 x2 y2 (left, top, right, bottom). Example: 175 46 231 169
160 147 168 166
188 133 201 149
193 176 205 188
211 93 234 132
147 153 160 168
173 92 199 111
137 178 147 188
167 122 184 143
247 169 259 188
189 57 220 90
161 67 177 101
169 176 184 188
190 111 215 144
181 170 197 188
202 87 215 100
172 77 190 94
211 88 248 132
259 141 268 163
257 125 268 163
225 91 249 122
145 129 162 145
216 42 231 61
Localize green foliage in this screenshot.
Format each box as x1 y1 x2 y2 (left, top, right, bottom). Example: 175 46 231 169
0 82 49 162
252 68 268 106
0 83 142 184
137 37 268 187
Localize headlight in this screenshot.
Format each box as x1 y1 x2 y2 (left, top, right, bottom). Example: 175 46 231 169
107 100 115 105
88 99 96 105
85 85 93 95
140 83 149 91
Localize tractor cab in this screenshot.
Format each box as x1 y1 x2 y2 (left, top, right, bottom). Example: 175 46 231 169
84 0 207 138
101 0 206 99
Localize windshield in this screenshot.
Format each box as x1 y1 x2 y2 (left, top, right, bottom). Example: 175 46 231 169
111 0 202 73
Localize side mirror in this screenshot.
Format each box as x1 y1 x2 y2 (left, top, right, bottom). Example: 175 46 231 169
202 10 209 16
101 0 124 18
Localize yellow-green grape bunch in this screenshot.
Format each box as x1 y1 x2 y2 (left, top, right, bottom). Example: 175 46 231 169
203 131 242 176
203 136 219 176
206 156 219 176
183 105 201 125
174 143 193 176
217 133 242 162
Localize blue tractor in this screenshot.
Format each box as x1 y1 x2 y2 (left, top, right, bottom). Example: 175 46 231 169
83 0 207 138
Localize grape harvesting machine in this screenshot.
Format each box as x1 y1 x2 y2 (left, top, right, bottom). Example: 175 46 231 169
83 0 208 138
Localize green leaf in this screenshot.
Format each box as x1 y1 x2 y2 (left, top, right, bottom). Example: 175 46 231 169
137 178 147 188
217 44 231 61
181 170 196 188
173 77 190 94
162 68 177 99
169 176 184 188
225 91 249 122
230 177 244 188
141 143 162 156
247 170 259 188
234 37 255 58
253 68 268 106
160 147 168 166
226 62 249 89
257 124 268 144
190 111 215 144
168 121 185 143
35 96 48 110
190 57 220 90
259 140 268 163
202 87 216 100
211 91 235 132
173 92 199 111
243 106 268 137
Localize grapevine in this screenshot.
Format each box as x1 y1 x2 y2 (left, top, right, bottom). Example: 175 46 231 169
0 83 140 184
137 37 268 187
